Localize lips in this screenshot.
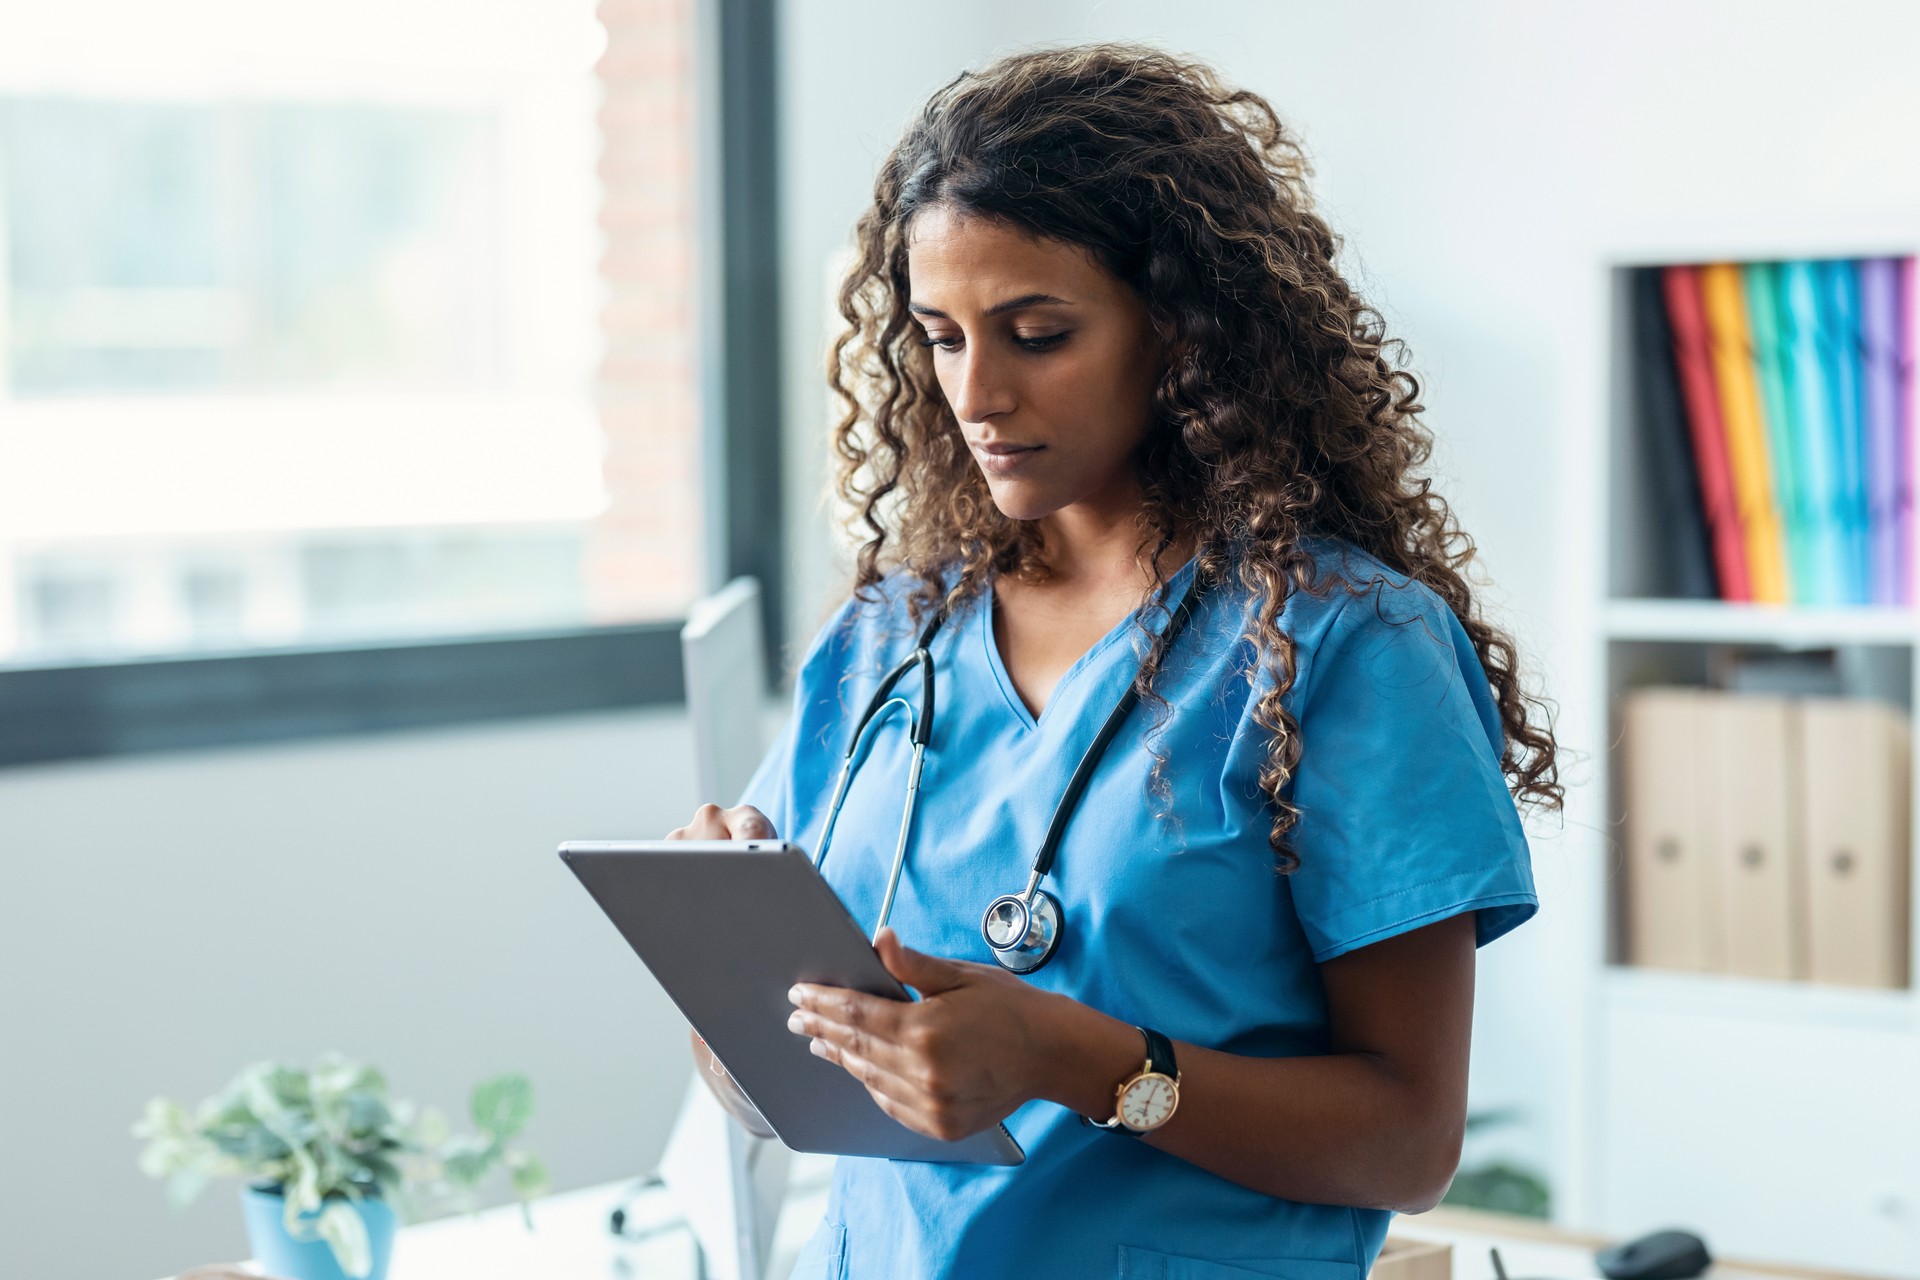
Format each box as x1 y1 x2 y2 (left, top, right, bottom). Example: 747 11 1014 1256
970 439 1044 478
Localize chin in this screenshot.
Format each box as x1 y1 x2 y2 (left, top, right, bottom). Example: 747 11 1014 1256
981 480 1062 524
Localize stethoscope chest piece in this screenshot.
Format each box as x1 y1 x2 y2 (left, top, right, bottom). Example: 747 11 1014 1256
814 572 1208 978
980 887 1062 974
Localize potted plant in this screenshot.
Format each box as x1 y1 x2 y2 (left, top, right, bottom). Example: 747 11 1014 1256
134 1054 550 1280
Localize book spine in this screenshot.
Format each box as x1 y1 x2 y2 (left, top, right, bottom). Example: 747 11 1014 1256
1664 265 1752 602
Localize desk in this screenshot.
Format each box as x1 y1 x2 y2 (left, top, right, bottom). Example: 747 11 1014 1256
1385 1209 1891 1280
172 1163 1891 1280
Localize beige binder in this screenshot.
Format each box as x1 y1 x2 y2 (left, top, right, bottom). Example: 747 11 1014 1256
1622 687 1721 971
1705 692 1803 980
1796 698 1912 989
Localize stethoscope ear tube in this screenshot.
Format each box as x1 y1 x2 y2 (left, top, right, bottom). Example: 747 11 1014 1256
814 613 942 877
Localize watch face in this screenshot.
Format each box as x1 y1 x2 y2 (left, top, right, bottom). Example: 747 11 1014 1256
1118 1073 1177 1130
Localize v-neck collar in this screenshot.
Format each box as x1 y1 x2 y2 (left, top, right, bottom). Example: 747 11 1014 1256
977 556 1201 732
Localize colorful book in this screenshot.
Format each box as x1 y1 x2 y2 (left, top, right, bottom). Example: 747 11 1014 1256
1743 262 1814 603
1900 257 1916 605
1775 261 1849 604
1663 265 1751 602
1860 259 1903 605
1816 259 1871 603
1633 269 1718 599
1699 262 1789 603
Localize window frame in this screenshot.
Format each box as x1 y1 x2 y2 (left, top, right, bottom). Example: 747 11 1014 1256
0 0 783 768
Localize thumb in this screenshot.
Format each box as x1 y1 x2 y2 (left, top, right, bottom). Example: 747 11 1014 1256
873 927 968 996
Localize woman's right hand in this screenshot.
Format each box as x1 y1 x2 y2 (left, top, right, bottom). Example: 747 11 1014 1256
667 802 777 842
670 803 779 1138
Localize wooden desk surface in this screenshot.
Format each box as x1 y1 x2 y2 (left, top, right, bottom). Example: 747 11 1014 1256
1400 1206 1895 1280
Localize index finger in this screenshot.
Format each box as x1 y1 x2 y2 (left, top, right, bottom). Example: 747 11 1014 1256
724 805 776 839
789 982 909 1035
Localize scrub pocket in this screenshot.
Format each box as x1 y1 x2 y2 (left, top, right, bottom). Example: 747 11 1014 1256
787 1219 847 1280
1117 1245 1364 1280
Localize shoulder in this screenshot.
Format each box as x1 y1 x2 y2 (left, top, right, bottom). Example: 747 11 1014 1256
789 567 952 687
1205 535 1477 708
1297 535 1460 643
1211 534 1458 651
1283 537 1502 750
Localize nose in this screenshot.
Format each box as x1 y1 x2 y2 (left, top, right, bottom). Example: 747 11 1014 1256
944 343 1016 425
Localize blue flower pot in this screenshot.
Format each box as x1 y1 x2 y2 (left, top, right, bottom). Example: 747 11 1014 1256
239 1184 397 1280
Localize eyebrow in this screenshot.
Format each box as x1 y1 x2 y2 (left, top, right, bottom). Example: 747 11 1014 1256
907 292 1074 320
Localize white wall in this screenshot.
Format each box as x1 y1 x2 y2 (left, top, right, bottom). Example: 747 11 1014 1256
0 709 698 1279
774 3 1012 650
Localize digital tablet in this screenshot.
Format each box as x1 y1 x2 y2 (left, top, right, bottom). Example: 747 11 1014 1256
559 839 1025 1166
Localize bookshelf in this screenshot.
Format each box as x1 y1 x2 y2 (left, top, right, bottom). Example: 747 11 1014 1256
1575 237 1920 1276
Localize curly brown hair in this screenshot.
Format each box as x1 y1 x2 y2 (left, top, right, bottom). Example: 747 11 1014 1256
825 41 1562 870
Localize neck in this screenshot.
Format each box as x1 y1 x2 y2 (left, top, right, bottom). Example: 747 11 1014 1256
1031 481 1191 594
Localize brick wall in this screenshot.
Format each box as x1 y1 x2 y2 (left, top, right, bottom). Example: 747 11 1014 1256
587 0 704 621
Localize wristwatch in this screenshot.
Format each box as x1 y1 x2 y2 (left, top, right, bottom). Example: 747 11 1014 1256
1086 1026 1180 1136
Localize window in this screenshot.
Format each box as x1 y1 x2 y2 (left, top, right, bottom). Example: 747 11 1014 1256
0 0 783 765
0 0 706 668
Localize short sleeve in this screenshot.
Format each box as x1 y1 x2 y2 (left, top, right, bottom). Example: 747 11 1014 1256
733 595 866 844
736 690 800 839
1284 577 1538 964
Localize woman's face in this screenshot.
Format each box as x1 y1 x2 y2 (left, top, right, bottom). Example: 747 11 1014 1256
905 205 1165 524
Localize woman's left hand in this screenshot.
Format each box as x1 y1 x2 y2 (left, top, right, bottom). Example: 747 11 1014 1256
787 927 1056 1142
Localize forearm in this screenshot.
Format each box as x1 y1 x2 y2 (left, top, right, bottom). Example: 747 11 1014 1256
689 1028 778 1140
1029 993 1459 1213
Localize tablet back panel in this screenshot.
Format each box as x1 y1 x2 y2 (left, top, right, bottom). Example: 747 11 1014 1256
560 840 1024 1165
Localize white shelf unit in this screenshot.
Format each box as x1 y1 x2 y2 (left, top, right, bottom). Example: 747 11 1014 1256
1580 240 1920 1278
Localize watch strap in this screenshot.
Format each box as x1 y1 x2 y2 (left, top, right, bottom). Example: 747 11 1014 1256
1140 1025 1177 1079
1081 1026 1178 1137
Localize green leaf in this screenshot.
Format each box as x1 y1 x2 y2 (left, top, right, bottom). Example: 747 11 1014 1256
316 1200 373 1279
287 1148 324 1218
413 1106 450 1149
468 1075 534 1141
132 1097 188 1142
165 1168 209 1211
313 1056 384 1103
508 1153 550 1200
130 1055 545 1237
440 1134 498 1188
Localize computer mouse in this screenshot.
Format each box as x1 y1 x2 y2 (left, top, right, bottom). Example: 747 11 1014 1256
1595 1228 1713 1280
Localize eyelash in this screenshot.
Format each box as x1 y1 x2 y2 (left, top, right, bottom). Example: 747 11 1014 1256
917 333 1069 353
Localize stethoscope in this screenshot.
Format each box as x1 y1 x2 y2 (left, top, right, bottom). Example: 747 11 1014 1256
811 573 1209 975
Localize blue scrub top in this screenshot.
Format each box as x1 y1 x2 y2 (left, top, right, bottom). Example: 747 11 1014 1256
740 535 1538 1280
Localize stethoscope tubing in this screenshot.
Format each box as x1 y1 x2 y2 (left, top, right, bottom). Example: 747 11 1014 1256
812 572 1208 970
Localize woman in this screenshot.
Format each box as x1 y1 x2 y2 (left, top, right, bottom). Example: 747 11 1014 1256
671 41 1561 1279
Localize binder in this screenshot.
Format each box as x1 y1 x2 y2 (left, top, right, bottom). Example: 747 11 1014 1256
1899 256 1916 605
1743 262 1815 604
1702 693 1802 980
1815 260 1872 603
1622 688 1721 972
1860 259 1904 606
1699 263 1790 603
1775 262 1850 603
1796 698 1912 989
1662 266 1751 602
1631 268 1717 599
